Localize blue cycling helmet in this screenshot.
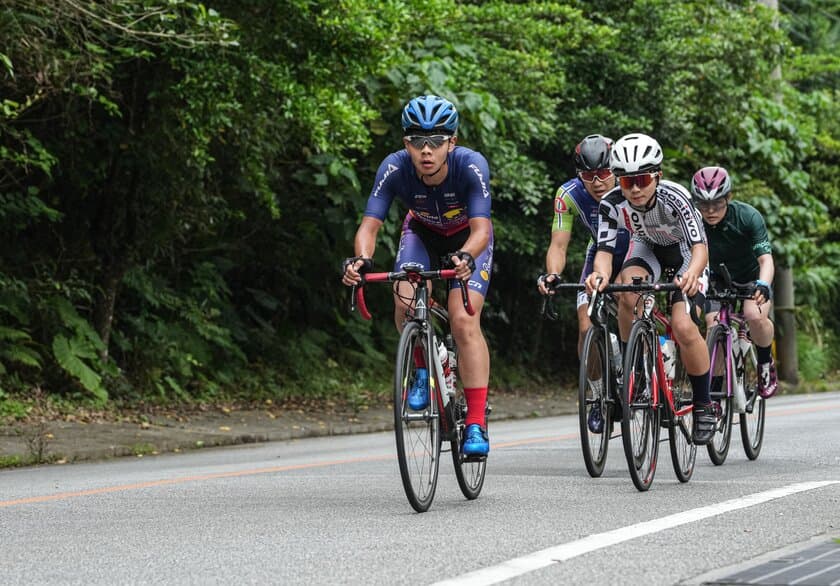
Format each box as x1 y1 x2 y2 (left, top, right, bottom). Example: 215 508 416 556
401 95 459 135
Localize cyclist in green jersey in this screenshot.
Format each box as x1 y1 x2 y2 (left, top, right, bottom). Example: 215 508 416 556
691 166 778 398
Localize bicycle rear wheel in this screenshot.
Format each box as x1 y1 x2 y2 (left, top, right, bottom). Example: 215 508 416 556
739 345 765 460
706 325 734 465
578 326 611 477
394 321 441 512
667 345 696 482
450 394 487 500
621 320 660 492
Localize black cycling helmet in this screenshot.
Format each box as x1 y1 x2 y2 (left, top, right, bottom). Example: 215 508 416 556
574 134 614 171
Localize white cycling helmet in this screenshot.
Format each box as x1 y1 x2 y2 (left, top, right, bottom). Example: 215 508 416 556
610 133 663 176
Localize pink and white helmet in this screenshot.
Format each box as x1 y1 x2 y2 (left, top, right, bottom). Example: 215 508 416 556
691 166 731 202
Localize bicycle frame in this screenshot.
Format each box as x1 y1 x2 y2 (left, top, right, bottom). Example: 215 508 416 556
642 298 691 422
710 301 757 412
352 265 473 415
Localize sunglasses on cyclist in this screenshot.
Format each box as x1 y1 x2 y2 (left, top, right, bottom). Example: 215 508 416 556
579 169 614 183
695 199 728 213
618 172 659 190
404 135 452 149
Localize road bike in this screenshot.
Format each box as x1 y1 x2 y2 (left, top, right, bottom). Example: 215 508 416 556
705 269 766 464
618 277 697 492
542 278 623 478
350 262 487 512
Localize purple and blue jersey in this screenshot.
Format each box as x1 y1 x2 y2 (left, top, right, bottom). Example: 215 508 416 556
364 146 494 296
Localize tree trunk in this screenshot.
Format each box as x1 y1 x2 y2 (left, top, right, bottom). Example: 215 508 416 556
774 266 798 384
93 261 127 362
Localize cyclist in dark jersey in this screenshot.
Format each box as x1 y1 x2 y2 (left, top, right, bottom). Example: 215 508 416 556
691 166 777 398
537 134 630 354
584 133 716 445
342 95 493 456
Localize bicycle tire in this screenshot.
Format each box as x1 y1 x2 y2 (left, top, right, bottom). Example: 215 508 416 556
578 326 611 477
667 344 696 482
738 343 765 460
450 394 487 500
621 319 660 492
394 321 441 512
706 325 734 465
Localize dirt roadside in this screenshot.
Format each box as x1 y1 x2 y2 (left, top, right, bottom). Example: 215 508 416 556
0 389 578 467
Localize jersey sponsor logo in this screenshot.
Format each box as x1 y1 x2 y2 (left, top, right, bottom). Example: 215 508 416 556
468 163 490 198
480 270 489 280
621 207 634 231
468 280 483 290
554 195 568 214
627 208 645 233
443 207 463 219
372 163 398 198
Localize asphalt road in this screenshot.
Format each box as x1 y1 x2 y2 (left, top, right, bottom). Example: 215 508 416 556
1 391 838 585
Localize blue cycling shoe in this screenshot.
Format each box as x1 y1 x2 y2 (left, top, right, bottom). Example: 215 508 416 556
587 405 604 434
462 423 489 456
407 368 429 411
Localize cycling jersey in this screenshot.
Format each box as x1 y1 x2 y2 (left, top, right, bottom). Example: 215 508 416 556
364 147 491 237
704 200 772 283
552 177 630 307
552 178 630 254
597 179 708 296
364 146 494 296
597 179 706 252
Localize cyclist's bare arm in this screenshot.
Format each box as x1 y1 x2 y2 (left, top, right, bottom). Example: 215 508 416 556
677 242 708 297
540 230 571 295
342 216 382 286
754 253 775 305
585 250 614 294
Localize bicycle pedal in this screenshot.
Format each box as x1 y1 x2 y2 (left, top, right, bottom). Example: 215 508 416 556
463 454 487 463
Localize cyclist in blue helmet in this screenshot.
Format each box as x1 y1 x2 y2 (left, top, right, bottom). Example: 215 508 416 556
343 95 494 457
401 94 460 134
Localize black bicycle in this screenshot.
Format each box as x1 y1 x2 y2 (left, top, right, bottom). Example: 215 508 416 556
543 278 623 477
350 263 487 512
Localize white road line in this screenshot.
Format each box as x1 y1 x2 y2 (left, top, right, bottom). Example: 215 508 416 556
433 481 840 586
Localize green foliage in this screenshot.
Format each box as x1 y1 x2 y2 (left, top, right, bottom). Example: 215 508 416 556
44 297 109 401
0 0 837 405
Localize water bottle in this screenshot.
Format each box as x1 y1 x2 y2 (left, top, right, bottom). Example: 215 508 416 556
659 334 676 381
732 332 750 412
437 340 452 399
444 334 457 395
609 332 622 376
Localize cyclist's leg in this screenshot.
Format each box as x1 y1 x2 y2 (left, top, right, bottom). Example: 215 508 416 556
744 298 777 397
670 254 714 444
392 216 432 330
448 235 493 456
393 216 434 410
576 253 595 356
617 239 659 341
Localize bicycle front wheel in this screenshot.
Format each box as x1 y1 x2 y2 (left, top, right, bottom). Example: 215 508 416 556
450 394 487 500
394 321 441 512
578 326 611 477
739 345 766 460
667 344 696 482
706 325 734 465
621 320 660 492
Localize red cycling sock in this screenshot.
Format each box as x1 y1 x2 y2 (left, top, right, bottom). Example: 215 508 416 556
464 386 488 427
413 346 426 368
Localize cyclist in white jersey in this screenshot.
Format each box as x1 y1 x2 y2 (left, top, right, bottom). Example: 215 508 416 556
584 133 715 445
